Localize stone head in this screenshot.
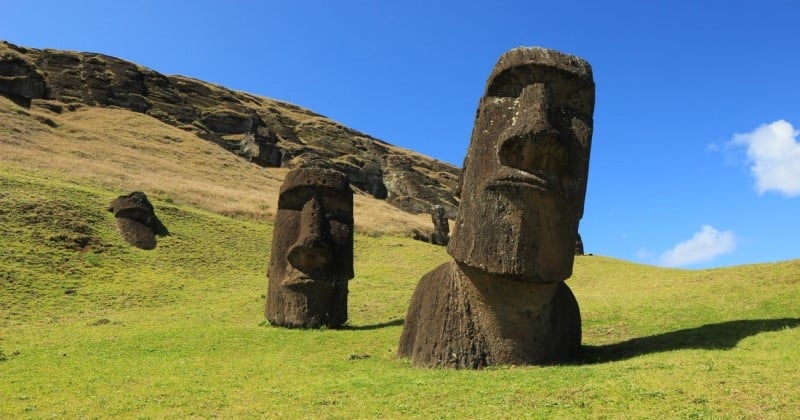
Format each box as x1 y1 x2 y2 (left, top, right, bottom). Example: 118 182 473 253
448 47 594 282
269 168 354 291
107 191 169 250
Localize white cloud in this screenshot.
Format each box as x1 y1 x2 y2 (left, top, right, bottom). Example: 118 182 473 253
658 225 736 267
730 120 800 196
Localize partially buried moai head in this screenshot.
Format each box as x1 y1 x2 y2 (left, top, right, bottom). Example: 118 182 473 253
107 191 169 250
266 168 354 328
448 47 595 283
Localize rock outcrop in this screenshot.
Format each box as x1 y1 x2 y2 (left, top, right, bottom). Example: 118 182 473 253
0 40 459 217
0 45 45 107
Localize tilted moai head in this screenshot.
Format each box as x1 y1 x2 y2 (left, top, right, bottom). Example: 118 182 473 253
448 47 594 283
107 191 169 250
266 168 354 328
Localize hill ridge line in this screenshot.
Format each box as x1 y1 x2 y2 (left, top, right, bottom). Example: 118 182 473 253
0 40 460 218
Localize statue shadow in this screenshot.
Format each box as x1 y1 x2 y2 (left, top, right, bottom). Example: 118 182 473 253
151 215 171 237
342 319 404 331
575 318 800 365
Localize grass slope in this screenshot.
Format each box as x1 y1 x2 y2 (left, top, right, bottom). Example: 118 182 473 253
0 95 431 236
2 97 800 417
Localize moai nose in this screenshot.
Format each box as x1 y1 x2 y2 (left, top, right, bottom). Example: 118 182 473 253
498 84 566 175
287 197 332 272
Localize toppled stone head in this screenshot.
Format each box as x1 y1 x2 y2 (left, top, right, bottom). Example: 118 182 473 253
448 47 594 283
107 191 169 250
266 168 354 328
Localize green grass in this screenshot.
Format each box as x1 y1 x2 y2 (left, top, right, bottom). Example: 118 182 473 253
2 166 799 418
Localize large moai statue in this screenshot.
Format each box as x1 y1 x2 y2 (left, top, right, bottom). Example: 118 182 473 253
266 168 354 328
398 47 594 368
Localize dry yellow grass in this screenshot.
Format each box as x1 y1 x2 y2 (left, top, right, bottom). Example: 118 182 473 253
0 96 432 235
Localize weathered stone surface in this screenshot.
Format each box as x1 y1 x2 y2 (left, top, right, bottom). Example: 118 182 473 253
398 47 595 368
430 205 450 246
107 191 169 250
398 262 581 368
237 131 283 167
409 205 451 246
575 232 585 255
384 154 458 218
0 40 459 217
448 47 594 281
0 44 45 107
200 108 259 134
266 168 354 328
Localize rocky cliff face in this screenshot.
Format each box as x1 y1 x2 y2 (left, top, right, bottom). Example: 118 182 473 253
0 41 459 217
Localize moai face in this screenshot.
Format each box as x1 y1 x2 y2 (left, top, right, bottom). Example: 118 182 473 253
267 168 354 327
448 47 595 282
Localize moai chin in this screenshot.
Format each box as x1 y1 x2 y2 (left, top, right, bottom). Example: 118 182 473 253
398 47 594 368
266 168 354 328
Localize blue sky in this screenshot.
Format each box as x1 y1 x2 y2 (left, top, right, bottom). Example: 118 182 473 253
2 1 798 269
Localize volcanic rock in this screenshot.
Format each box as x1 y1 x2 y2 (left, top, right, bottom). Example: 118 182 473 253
0 40 459 217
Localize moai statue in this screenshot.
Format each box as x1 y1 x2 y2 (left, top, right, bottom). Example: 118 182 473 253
398 47 594 368
107 191 169 250
430 205 450 246
266 168 354 328
575 232 585 256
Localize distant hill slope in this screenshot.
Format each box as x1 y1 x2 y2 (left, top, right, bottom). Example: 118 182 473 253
0 94 434 237
0 40 460 217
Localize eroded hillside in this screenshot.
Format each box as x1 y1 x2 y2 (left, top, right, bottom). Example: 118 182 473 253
0 40 460 217
0 95 434 237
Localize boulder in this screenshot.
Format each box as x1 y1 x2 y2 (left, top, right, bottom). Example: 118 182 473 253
0 43 46 107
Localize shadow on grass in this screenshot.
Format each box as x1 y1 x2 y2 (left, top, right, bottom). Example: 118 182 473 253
342 319 404 331
577 318 800 364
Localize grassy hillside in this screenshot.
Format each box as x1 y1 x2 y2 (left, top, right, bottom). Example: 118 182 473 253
2 96 800 417
0 95 431 236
